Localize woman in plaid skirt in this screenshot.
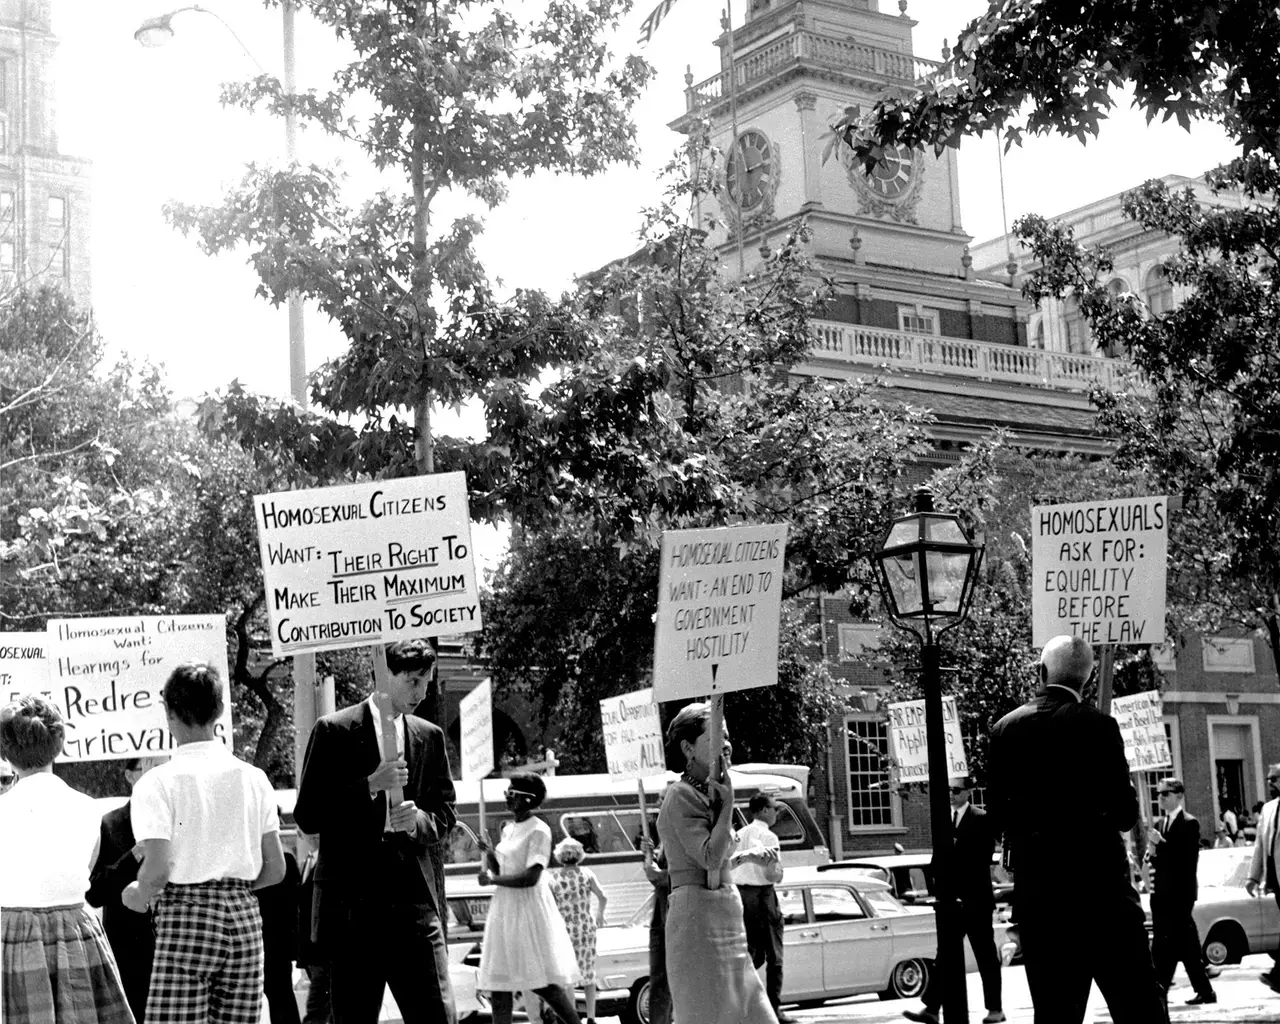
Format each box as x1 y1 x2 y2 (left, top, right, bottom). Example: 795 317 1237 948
0 695 134 1024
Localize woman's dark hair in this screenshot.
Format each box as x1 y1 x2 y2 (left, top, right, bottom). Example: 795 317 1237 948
162 661 225 727
0 695 65 770
506 771 547 808
665 702 710 769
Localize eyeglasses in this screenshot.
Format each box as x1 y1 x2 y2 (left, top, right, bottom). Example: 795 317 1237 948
1156 790 1174 797
948 787 968 794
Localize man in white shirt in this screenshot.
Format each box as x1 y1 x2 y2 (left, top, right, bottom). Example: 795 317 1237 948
124 661 285 1024
1246 763 1280 992
731 793 791 1023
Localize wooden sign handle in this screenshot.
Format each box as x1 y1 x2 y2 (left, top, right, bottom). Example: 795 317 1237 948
637 780 651 867
707 694 724 890
371 646 404 812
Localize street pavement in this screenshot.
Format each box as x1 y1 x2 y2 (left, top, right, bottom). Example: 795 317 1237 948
287 953 1280 1023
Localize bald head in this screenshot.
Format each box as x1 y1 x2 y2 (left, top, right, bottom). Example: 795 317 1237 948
1040 635 1094 691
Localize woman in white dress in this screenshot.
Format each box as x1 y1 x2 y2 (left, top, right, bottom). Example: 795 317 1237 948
478 772 581 1024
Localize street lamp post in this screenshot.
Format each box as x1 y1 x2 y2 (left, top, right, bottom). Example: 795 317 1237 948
872 486 985 1024
136 3 324 798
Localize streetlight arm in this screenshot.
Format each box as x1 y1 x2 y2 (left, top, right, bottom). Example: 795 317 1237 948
136 5 268 74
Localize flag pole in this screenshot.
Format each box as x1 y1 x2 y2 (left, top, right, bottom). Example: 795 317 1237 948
723 1 745 280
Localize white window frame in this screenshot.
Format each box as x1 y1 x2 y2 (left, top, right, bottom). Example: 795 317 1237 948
897 304 939 336
843 713 901 832
838 623 884 662
1138 714 1182 820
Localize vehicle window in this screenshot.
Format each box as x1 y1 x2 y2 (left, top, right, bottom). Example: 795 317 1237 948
559 811 640 855
861 888 909 916
769 803 806 845
990 862 1013 887
777 887 807 926
1197 848 1252 889
809 885 867 922
444 813 537 865
906 867 931 895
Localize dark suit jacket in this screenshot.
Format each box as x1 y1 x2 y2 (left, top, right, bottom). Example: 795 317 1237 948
1149 808 1201 918
939 804 996 909
86 803 155 1006
293 701 456 943
988 685 1139 917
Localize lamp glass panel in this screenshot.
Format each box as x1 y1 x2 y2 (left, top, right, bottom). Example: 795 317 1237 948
885 520 921 547
923 516 966 544
924 549 972 614
881 551 923 615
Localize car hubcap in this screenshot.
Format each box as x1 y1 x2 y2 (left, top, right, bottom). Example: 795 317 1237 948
896 961 924 995
1205 940 1229 965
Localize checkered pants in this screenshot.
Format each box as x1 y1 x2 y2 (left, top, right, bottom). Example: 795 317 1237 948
146 880 264 1024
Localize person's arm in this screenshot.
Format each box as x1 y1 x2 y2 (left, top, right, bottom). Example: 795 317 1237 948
395 725 457 846
251 831 287 891
122 839 173 912
1097 716 1140 833
295 717 406 836
479 825 550 889
587 869 609 925
668 777 735 870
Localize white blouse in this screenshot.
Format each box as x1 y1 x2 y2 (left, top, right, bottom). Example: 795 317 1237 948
0 772 101 907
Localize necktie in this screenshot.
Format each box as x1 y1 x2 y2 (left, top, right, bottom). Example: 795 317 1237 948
953 809 959 830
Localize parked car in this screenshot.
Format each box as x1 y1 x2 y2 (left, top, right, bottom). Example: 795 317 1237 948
817 852 1015 909
589 866 1011 1024
1140 846 1280 965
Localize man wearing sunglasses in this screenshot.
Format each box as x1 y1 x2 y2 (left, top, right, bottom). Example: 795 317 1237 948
1246 762 1280 992
1147 777 1215 1006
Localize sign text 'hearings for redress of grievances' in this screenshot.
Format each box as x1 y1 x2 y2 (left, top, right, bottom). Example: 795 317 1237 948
1030 496 1168 648
652 524 787 703
254 473 481 657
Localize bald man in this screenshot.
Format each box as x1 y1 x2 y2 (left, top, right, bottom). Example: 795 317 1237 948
987 636 1167 1024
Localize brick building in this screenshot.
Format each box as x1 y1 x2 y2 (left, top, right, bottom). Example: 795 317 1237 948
0 0 90 307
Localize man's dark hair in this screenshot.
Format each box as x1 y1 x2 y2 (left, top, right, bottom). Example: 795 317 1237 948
385 639 438 676
0 695 64 770
162 661 225 727
1160 777 1185 795
748 793 776 817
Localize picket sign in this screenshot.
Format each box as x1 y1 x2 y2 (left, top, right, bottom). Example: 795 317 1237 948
599 687 665 868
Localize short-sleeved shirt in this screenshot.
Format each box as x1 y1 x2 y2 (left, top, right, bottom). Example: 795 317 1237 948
0 772 100 906
132 739 278 883
731 817 781 886
496 816 552 876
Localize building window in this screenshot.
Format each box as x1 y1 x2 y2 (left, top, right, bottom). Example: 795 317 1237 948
47 196 67 278
1145 264 1174 315
898 306 938 336
838 623 883 662
0 190 12 231
960 721 986 808
0 240 13 272
845 714 895 829
1138 717 1180 820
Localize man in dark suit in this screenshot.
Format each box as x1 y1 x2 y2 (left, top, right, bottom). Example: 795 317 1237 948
86 756 166 1023
1148 776 1215 1005
294 640 458 1024
987 635 1167 1024
1246 762 1280 991
904 777 1004 1024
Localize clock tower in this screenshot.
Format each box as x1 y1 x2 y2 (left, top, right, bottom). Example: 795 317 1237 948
670 0 970 279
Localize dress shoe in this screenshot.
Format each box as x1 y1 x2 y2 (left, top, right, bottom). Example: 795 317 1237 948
1185 993 1217 1005
983 1014 1007 1023
902 1011 940 1024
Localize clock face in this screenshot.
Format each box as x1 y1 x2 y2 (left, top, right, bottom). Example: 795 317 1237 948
866 145 915 199
725 130 773 211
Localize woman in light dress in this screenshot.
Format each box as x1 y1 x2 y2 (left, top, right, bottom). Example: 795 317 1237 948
477 772 581 1024
657 702 776 1024
0 696 135 1024
549 837 608 1024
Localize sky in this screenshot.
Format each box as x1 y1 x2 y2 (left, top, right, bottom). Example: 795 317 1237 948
50 0 1241 570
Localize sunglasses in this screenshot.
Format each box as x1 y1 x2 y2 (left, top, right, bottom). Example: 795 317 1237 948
948 786 968 794
0 774 15 786
1156 790 1174 797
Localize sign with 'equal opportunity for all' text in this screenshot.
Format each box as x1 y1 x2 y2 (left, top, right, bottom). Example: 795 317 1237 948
21 616 232 762
254 473 481 658
600 688 665 782
652 523 787 703
1031 496 1168 648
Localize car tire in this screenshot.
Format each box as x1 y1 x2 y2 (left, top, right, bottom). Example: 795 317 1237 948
1203 923 1247 966
621 977 650 1024
879 958 931 1001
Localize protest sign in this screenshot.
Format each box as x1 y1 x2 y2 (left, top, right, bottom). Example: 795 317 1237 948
460 678 495 781
254 472 481 658
1031 496 1168 647
1 632 51 705
653 523 787 702
1111 690 1172 772
599 688 665 782
887 696 968 782
43 615 232 762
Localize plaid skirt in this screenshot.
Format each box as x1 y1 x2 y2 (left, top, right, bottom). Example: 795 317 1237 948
2 904 135 1024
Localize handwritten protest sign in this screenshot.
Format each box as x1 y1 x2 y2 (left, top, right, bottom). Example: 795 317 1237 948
1031 496 1168 647
1 632 51 705
887 696 968 782
1111 690 1172 772
41 615 232 762
600 689 665 782
653 524 787 702
253 473 481 658
460 677 494 781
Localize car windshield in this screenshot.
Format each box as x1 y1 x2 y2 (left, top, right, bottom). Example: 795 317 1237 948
1197 847 1252 889
861 887 910 916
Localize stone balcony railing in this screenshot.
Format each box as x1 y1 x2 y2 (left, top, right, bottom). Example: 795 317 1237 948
684 30 942 113
810 320 1128 392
